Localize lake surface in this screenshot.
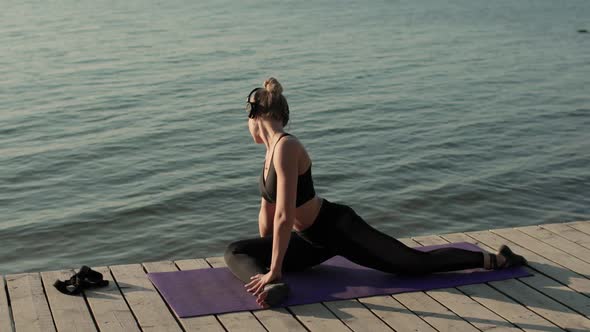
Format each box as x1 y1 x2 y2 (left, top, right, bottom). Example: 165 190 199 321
1 0 589 274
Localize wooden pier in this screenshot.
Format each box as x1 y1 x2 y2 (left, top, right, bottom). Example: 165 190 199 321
2 220 590 332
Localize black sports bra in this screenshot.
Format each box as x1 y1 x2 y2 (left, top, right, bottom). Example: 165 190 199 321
259 133 316 207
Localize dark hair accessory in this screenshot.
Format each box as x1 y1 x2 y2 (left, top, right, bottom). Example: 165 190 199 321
246 87 262 119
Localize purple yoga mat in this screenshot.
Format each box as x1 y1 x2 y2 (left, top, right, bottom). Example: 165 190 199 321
148 242 531 317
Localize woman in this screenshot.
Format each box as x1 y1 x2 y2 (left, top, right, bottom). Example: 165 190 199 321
224 77 527 308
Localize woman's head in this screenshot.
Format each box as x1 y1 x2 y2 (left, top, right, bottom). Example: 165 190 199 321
246 77 289 127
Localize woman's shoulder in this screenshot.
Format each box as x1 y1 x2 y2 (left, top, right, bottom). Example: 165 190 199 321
274 133 312 168
276 133 301 153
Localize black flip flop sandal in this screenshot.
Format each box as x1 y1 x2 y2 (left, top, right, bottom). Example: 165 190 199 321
54 265 109 296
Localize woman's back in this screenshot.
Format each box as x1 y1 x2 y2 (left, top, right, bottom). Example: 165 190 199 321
261 133 324 232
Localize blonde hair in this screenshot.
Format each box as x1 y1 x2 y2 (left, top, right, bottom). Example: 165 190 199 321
253 77 289 126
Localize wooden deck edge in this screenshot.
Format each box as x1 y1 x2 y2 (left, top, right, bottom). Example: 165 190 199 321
1 274 16 332
6 220 590 275
4 219 590 332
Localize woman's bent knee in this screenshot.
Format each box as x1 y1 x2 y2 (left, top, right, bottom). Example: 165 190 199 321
223 240 244 266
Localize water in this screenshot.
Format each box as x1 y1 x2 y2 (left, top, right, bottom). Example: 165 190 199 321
1 0 589 274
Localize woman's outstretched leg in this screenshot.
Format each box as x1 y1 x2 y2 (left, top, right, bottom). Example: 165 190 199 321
324 205 490 275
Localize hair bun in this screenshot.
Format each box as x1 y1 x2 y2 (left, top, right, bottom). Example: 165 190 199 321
263 77 283 95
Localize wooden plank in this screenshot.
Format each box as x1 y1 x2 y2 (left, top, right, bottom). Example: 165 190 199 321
205 256 296 332
289 303 352 331
490 278 590 331
460 283 564 332
442 232 565 332
394 290 478 332
411 235 449 246
142 260 226 332
1 275 14 332
77 266 140 332
466 230 590 297
466 230 590 327
541 223 590 249
322 300 394 332
392 238 479 332
412 235 520 332
174 259 210 270
109 263 182 332
247 307 308 332
398 237 419 247
519 225 590 264
426 288 520 332
566 221 590 236
359 295 437 332
492 227 590 278
39 269 97 331
5 272 56 332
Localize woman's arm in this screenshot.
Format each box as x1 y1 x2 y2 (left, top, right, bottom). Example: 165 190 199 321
245 137 299 302
269 138 299 275
259 198 275 237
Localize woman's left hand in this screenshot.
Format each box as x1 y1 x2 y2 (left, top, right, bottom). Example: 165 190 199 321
245 271 282 306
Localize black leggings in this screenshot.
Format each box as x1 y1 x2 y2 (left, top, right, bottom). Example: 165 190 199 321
224 199 484 283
